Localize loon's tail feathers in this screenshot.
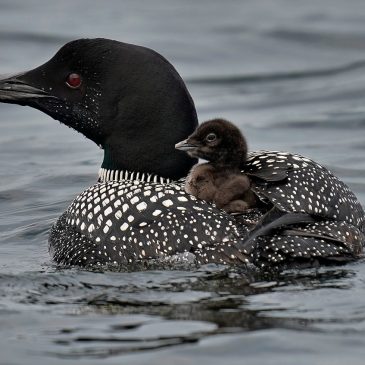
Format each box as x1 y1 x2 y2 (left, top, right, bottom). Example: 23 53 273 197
244 220 364 268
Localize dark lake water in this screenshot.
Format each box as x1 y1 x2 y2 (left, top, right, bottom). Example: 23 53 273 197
1 0 365 364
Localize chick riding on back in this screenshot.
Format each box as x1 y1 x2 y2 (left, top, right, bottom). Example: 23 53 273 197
176 118 256 213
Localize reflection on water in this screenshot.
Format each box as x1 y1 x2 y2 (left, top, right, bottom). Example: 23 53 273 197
1 0 365 364
2 264 364 364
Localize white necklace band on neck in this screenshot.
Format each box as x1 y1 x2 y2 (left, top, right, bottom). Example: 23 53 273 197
98 168 172 184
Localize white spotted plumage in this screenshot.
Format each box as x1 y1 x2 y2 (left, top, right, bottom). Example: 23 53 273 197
49 151 365 268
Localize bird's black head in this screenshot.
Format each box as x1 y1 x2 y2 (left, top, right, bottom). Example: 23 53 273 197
0 38 198 179
175 118 248 167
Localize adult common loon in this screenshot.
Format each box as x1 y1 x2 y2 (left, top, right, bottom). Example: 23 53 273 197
0 38 364 268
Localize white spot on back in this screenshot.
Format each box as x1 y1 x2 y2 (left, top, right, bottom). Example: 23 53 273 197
162 199 173 207
120 223 129 231
136 202 147 211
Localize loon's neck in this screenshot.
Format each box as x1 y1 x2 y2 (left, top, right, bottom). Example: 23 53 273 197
98 167 173 184
101 139 196 181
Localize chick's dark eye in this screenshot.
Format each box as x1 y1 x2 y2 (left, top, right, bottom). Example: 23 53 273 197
66 73 82 89
206 133 217 142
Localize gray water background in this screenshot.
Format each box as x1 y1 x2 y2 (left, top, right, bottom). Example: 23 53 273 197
1 0 365 364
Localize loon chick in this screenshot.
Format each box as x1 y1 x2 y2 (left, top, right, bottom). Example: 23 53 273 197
0 38 364 268
176 118 256 213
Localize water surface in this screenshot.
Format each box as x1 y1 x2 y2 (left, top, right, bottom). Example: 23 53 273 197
1 0 365 364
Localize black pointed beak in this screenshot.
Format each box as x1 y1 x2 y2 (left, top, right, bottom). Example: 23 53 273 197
0 73 53 105
175 139 198 151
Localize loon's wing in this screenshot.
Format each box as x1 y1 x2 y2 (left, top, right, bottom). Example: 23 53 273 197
243 150 292 183
244 151 365 230
237 206 317 252
236 151 365 266
246 168 289 183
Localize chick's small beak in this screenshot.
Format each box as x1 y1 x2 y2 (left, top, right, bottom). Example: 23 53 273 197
175 139 197 151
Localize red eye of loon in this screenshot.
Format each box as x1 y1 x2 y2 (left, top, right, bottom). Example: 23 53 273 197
66 73 82 89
